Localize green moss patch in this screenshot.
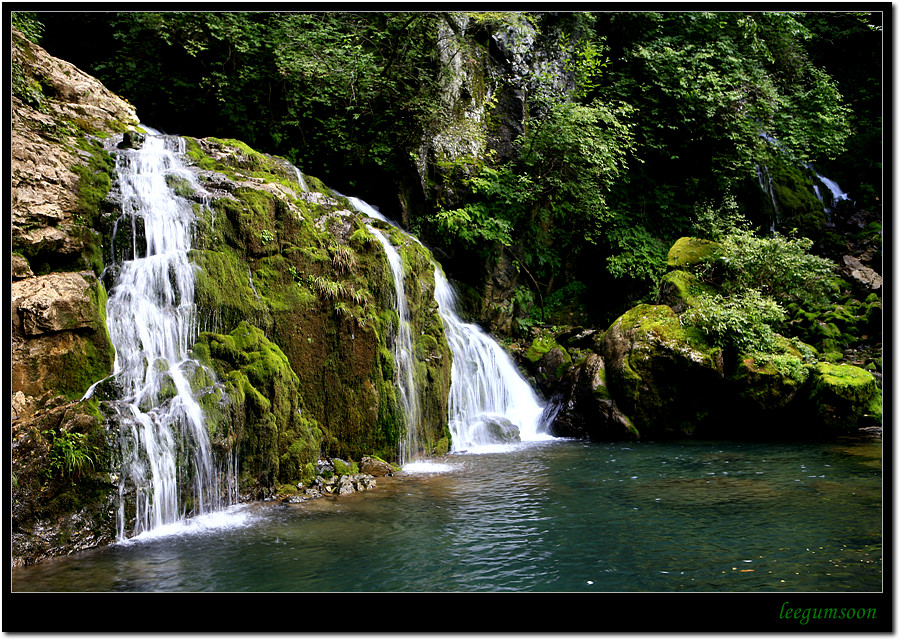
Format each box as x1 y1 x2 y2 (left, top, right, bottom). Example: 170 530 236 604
807 363 879 431
666 237 721 270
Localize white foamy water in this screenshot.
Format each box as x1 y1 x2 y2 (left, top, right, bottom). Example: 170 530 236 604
348 195 550 455
402 460 456 474
117 504 256 544
105 133 235 539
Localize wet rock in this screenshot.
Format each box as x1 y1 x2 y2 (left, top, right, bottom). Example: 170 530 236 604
547 353 637 441
117 131 145 149
360 456 394 477
471 416 521 444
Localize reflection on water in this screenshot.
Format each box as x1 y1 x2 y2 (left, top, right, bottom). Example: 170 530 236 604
12 436 882 592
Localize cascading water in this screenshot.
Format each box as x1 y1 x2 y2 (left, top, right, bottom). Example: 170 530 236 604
367 226 423 465
101 132 233 538
432 269 548 451
756 164 781 233
348 197 548 456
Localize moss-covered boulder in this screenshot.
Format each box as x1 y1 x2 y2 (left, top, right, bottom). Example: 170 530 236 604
666 237 721 270
184 136 452 465
547 353 638 441
807 363 881 431
656 269 714 313
192 322 323 497
725 352 812 434
598 304 726 438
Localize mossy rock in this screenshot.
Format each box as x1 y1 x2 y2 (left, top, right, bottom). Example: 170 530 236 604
192 322 323 490
656 269 713 313
524 333 559 363
598 304 725 438
807 363 880 431
666 237 721 270
730 355 808 414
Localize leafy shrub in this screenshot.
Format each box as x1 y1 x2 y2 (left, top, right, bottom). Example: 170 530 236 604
43 430 95 480
682 289 786 355
701 229 834 306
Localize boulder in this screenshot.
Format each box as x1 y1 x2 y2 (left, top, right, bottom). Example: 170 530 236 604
469 416 521 444
807 363 881 431
598 304 726 438
656 269 701 313
842 255 883 291
547 353 638 440
666 237 720 270
360 456 394 477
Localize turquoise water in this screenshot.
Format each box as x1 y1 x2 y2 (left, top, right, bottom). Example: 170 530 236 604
11 436 882 592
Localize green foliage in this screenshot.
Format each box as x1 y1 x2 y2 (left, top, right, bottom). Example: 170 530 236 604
12 12 44 43
436 98 635 296
704 229 834 305
683 289 786 355
85 12 447 183
43 430 95 480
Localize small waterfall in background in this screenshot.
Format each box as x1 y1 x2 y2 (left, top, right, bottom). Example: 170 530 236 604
101 131 234 538
808 164 850 219
293 166 309 193
756 164 782 233
349 197 549 456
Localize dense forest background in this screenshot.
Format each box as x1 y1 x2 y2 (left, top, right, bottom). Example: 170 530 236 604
24 10 883 335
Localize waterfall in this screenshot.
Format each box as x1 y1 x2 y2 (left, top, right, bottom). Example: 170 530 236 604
103 132 232 538
349 197 548 456
293 166 309 193
809 164 850 213
366 227 423 465
432 269 547 451
756 164 781 233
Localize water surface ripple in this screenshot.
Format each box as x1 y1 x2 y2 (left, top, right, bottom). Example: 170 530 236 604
12 437 881 592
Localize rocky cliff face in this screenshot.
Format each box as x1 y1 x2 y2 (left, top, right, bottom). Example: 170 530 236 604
411 13 577 333
10 30 452 565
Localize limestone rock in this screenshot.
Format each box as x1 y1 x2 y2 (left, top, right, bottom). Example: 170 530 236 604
12 271 103 336
11 271 113 398
842 255 883 291
11 254 34 280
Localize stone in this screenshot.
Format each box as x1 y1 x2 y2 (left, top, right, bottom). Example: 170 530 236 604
12 271 102 336
11 254 34 280
666 237 720 270
807 363 881 431
547 353 638 441
843 255 882 291
473 416 521 444
360 456 394 477
656 269 700 313
11 271 114 398
598 304 725 438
